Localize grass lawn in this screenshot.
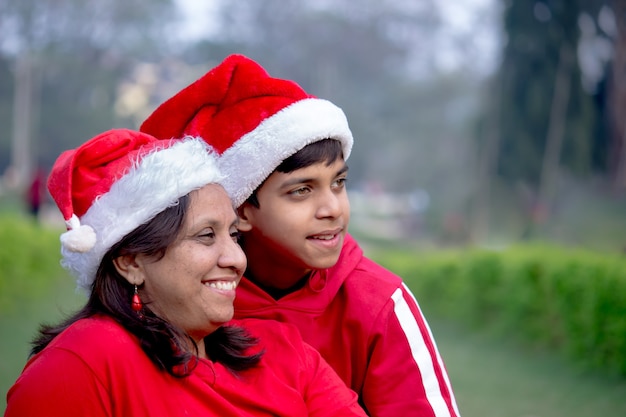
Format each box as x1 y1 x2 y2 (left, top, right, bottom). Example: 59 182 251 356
431 319 626 417
0 274 85 414
2 276 625 416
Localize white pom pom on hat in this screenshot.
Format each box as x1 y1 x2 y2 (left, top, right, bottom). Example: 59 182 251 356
60 214 96 253
47 129 223 294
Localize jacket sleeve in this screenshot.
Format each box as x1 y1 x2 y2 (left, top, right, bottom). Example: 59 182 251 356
5 348 111 417
361 284 461 417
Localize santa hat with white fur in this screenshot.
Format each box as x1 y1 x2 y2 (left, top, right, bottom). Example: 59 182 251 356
47 129 223 294
140 54 353 208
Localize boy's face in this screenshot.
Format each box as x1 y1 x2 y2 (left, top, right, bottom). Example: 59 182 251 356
239 158 350 276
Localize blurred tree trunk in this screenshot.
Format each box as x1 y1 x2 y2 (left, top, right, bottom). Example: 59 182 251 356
610 1 626 192
538 43 573 214
471 75 501 243
10 53 37 189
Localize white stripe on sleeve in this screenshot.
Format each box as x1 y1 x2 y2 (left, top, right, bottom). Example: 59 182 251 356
392 286 459 417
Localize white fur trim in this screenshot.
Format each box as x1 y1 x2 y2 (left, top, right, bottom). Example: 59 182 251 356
218 98 353 207
61 138 223 294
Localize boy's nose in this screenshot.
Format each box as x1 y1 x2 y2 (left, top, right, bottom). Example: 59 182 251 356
316 191 343 219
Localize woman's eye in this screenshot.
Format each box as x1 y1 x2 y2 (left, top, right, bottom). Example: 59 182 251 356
198 230 215 240
231 230 242 242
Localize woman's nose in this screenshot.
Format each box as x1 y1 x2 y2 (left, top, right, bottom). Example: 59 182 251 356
219 237 247 273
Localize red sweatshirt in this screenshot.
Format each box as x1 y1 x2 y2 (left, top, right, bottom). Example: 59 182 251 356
5 316 366 417
234 234 460 417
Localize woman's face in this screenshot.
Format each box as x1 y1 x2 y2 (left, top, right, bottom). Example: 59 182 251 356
132 184 246 343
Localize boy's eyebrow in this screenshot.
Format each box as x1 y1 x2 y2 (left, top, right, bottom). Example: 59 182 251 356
337 165 349 175
280 176 316 188
279 164 349 188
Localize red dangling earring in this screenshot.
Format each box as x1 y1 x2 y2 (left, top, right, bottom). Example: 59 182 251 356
132 285 143 319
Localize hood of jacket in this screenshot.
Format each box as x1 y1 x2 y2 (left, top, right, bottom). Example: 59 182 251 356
233 233 363 316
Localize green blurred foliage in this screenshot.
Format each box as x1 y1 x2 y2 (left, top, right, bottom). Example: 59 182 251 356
372 244 626 377
0 213 69 314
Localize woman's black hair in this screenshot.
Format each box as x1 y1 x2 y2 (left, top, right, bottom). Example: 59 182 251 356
246 138 344 208
31 193 263 376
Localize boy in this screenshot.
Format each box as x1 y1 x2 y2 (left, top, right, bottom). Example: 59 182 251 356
141 54 460 417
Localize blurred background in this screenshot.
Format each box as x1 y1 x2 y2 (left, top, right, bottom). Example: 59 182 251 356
1 0 624 249
1 1 625 416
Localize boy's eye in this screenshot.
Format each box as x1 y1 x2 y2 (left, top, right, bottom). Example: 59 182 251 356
333 177 347 188
289 187 310 196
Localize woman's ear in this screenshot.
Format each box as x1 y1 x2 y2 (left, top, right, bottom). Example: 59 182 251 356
113 254 144 286
237 203 253 232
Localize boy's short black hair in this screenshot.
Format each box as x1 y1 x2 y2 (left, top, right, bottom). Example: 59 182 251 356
245 139 344 208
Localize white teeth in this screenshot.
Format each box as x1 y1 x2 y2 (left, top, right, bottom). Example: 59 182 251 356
312 235 334 240
205 281 237 291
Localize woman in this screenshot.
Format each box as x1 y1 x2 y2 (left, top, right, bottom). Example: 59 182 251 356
4 129 366 417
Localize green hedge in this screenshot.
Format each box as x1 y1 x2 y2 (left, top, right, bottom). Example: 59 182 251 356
3 213 626 377
0 214 69 314
373 245 626 377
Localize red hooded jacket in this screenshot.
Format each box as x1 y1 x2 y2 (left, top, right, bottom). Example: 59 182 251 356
234 234 460 417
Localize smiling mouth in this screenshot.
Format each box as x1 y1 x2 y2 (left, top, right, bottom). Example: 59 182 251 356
308 229 342 241
309 234 336 241
203 281 237 291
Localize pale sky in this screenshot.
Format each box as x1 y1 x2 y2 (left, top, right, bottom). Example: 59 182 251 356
175 0 222 40
174 0 500 76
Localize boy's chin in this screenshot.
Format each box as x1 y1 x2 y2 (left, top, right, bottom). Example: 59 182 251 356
306 252 342 270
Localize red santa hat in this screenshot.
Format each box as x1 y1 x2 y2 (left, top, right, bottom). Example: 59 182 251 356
47 129 222 293
140 54 353 207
